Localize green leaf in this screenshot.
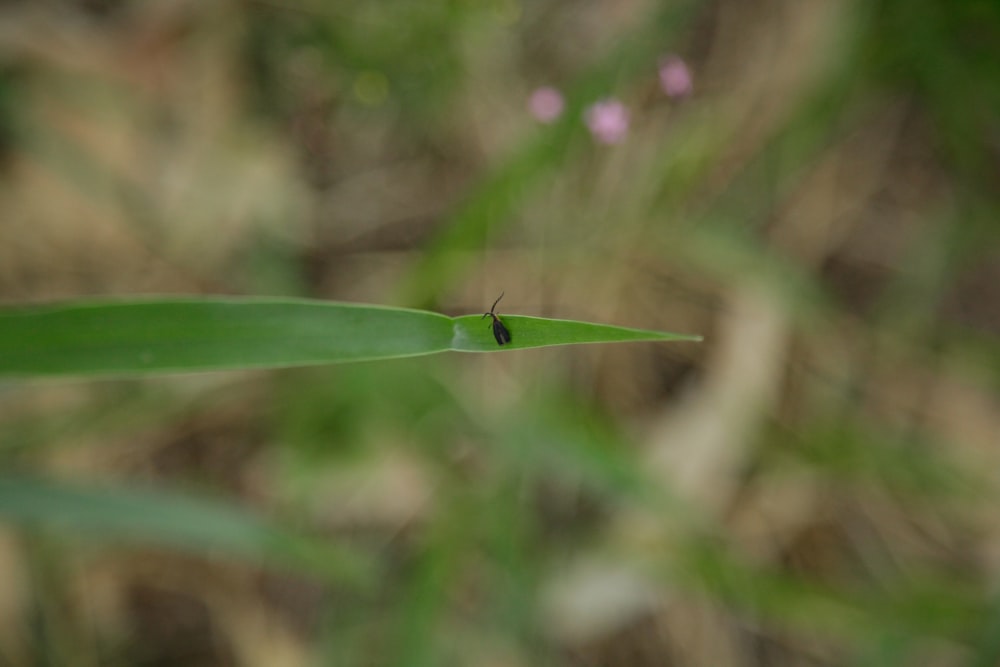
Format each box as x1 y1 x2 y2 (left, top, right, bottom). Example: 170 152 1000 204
0 297 701 377
0 475 373 583
452 315 697 351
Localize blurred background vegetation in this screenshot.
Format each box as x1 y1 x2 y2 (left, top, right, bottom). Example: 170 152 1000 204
1 0 999 665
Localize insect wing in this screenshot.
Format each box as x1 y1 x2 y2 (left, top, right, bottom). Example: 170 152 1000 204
492 318 511 345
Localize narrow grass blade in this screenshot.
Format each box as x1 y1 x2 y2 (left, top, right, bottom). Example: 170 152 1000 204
0 297 454 377
0 475 373 582
0 297 701 378
451 315 701 351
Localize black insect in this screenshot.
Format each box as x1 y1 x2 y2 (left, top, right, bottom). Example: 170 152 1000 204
482 292 512 346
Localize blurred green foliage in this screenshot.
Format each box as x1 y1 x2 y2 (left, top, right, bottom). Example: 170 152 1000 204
0 0 998 665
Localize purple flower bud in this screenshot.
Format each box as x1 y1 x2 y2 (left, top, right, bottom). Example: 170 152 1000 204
528 86 565 123
658 55 692 99
584 99 629 144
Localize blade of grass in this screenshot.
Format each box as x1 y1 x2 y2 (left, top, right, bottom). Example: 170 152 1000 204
452 314 699 351
0 297 701 378
0 475 373 583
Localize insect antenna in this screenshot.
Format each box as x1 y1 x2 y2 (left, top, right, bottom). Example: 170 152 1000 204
483 291 504 318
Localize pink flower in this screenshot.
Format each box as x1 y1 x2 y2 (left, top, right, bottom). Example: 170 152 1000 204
528 86 565 123
584 99 629 144
658 55 692 98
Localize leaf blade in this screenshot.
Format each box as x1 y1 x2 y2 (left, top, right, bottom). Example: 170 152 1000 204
450 314 702 352
0 475 373 582
0 297 454 376
0 297 701 377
